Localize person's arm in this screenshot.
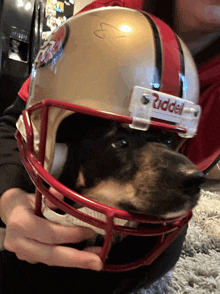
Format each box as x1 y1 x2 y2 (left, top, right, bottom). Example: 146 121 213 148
0 97 34 228
0 97 34 197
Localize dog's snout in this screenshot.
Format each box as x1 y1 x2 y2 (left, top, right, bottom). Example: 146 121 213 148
183 170 204 185
181 170 205 196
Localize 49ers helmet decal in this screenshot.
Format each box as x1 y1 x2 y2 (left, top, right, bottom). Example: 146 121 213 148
16 7 200 272
35 24 69 68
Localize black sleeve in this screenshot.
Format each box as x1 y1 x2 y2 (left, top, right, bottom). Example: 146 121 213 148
0 97 35 227
0 97 35 196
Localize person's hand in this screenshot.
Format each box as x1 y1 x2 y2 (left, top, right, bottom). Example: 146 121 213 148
0 188 103 271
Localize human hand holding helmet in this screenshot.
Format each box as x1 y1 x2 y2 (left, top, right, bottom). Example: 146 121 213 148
0 188 103 271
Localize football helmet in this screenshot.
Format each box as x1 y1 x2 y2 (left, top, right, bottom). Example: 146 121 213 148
16 7 200 272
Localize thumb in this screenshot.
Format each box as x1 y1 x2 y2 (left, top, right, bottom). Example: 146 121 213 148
45 187 64 210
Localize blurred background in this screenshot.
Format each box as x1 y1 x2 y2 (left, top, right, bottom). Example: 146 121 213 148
0 0 92 116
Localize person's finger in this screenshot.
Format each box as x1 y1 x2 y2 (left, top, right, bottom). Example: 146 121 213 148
15 214 96 245
5 235 103 271
45 187 64 210
0 188 36 224
26 260 39 264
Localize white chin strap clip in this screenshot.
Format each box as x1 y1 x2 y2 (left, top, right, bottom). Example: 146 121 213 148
41 196 128 235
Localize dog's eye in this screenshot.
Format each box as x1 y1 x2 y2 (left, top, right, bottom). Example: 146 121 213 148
111 139 129 149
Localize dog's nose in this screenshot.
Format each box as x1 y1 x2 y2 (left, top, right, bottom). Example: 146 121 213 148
181 171 205 196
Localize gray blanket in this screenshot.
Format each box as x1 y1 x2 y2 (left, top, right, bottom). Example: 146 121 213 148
136 190 220 294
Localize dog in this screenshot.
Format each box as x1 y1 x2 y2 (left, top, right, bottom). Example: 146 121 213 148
57 114 204 217
45 113 219 266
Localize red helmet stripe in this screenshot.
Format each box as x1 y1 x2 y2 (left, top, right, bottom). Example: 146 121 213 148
145 13 181 97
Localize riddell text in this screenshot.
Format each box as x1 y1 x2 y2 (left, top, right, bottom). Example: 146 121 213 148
153 93 184 115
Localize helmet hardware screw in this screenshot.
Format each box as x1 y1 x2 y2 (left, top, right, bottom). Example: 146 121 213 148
194 110 199 117
141 94 151 105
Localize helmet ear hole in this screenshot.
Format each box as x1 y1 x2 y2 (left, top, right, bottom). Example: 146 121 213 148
56 114 90 143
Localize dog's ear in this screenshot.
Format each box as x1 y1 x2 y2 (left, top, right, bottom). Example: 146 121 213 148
201 177 220 191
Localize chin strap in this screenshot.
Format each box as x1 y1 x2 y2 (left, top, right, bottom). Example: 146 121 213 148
41 196 128 235
175 138 188 152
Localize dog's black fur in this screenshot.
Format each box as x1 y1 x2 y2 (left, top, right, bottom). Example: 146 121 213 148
55 113 218 265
